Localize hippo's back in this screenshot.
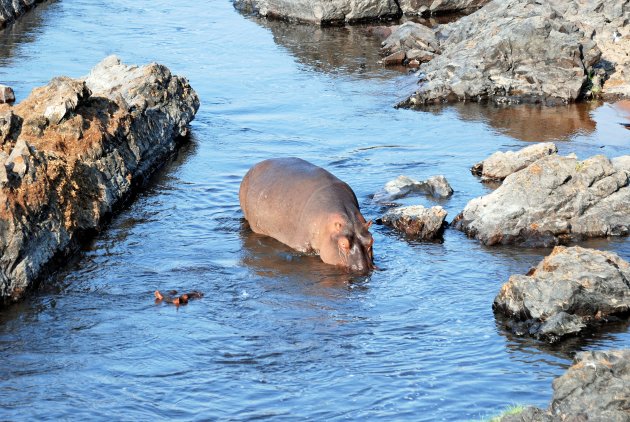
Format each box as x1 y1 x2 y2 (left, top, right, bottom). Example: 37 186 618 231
239 158 357 251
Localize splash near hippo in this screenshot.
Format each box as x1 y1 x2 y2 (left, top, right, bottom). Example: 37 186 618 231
239 158 375 273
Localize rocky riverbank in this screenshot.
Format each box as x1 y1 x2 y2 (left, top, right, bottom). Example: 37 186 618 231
0 0 46 29
391 0 629 106
0 56 199 304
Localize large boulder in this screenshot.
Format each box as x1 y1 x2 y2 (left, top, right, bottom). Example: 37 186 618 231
379 205 447 240
0 56 199 304
471 142 558 182
500 350 630 421
0 0 46 29
398 0 601 106
233 0 400 24
493 246 630 342
453 153 630 247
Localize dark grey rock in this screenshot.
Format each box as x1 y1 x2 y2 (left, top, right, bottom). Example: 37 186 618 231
453 153 630 247
380 205 447 239
500 350 630 421
0 0 46 29
493 246 630 342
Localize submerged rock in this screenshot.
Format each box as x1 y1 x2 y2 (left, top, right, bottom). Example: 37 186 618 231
0 0 46 29
374 174 453 202
471 142 558 182
379 205 447 239
500 350 630 421
453 153 630 247
233 0 400 25
493 246 630 342
0 56 199 304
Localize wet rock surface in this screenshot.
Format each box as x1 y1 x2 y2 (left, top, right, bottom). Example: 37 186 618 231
0 0 46 29
493 246 630 342
233 0 400 24
379 205 447 240
471 142 558 182
0 55 199 303
500 350 630 421
453 153 630 247
398 0 601 106
373 174 453 202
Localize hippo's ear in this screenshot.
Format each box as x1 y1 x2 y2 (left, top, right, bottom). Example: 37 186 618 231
364 220 373 230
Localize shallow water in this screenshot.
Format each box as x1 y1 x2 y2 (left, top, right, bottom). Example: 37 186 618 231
0 1 629 420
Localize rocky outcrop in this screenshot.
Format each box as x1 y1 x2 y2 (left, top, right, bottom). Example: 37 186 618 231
493 246 630 342
549 0 630 99
500 350 630 421
471 142 557 182
398 0 488 16
234 0 487 24
397 0 601 106
453 153 630 247
373 175 453 202
233 0 400 24
380 22 439 66
0 0 46 29
0 56 199 304
378 205 447 239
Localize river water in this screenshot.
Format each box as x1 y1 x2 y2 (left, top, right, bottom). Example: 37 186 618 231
0 1 629 420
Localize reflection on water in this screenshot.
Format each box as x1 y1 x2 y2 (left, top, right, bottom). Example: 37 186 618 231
451 102 599 142
0 0 628 420
0 1 59 67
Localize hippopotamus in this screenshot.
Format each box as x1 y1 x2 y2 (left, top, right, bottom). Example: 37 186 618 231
239 158 375 273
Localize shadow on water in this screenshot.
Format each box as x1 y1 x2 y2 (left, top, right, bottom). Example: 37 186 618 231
498 319 630 365
0 0 59 66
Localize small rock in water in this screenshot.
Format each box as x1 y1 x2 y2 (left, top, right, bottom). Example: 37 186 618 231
493 246 630 342
374 175 453 203
379 205 447 240
471 142 558 182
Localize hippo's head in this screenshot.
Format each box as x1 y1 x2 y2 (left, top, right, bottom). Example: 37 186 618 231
320 216 375 274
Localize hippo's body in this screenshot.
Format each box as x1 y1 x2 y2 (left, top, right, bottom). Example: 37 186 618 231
239 158 374 272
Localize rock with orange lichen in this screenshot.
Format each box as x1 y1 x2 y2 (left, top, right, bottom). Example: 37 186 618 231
493 246 630 342
453 153 630 246
0 55 199 304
